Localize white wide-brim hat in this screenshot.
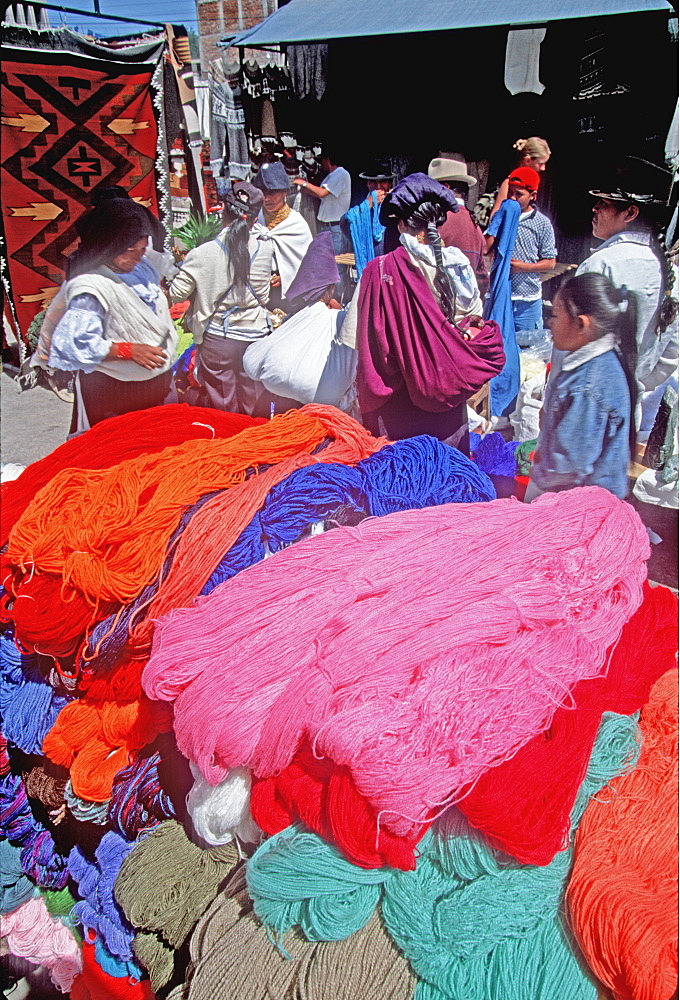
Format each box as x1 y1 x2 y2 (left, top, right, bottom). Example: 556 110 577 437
427 157 476 188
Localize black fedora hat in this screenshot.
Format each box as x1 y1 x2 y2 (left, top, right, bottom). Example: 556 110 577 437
359 159 394 182
589 156 673 206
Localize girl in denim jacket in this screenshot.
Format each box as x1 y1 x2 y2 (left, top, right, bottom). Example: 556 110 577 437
527 273 637 500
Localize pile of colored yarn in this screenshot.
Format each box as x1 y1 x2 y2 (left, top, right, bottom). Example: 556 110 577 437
2 398 677 999
3 402 513 995
145 487 648 842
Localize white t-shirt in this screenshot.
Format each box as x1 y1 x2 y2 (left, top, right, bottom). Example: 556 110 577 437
317 166 351 223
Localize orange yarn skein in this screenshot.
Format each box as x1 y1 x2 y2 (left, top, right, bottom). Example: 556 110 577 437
566 668 679 1000
127 406 386 654
42 657 171 802
7 408 328 606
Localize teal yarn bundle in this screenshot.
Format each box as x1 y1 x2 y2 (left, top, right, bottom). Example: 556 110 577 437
380 711 641 1000
246 826 392 942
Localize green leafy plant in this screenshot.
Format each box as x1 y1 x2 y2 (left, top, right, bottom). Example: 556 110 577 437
170 211 222 251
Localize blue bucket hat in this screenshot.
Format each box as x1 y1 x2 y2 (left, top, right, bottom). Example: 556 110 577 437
252 161 291 192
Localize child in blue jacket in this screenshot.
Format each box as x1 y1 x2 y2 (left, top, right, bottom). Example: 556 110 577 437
527 272 637 500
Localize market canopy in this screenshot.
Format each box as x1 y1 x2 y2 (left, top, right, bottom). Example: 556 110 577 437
224 0 673 47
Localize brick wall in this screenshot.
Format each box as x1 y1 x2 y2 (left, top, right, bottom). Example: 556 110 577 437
197 0 277 68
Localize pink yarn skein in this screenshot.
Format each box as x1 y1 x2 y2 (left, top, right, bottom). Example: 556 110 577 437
144 487 649 837
0 895 83 993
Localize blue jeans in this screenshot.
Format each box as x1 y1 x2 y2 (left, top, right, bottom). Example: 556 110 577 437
512 297 543 334
317 220 347 256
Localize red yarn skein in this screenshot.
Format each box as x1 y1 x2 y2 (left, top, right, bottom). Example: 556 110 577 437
251 742 427 870
457 581 678 866
1 404 262 544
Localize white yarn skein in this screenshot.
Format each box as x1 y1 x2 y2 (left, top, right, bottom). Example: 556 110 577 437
186 763 262 845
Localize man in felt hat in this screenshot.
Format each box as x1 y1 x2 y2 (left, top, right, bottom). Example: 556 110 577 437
358 160 394 207
251 161 312 309
342 160 393 279
485 165 557 335
575 156 678 413
428 157 489 298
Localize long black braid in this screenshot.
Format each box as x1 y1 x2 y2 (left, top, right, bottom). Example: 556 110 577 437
648 220 678 334
221 213 251 297
402 199 462 329
628 207 678 335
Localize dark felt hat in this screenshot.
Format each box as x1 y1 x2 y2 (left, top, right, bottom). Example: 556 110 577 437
223 181 264 222
359 159 394 182
286 231 339 306
589 156 673 206
379 172 458 225
252 161 291 192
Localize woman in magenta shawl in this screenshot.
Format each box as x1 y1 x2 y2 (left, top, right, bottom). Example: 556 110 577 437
339 174 505 453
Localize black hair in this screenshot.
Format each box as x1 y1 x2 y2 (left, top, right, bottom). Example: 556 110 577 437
221 214 251 296
66 200 154 279
558 272 638 457
403 199 461 328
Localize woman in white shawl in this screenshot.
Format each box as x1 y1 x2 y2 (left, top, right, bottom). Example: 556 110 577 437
250 161 312 309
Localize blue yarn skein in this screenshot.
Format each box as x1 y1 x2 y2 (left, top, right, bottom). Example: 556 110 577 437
108 750 176 840
0 839 36 914
64 781 110 826
380 711 641 1000
469 431 519 480
1 633 71 755
69 831 138 961
359 436 496 515
0 772 69 889
94 934 144 981
246 825 392 942
203 437 495 594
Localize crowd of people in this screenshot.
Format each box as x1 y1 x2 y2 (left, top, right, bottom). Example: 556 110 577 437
33 137 678 502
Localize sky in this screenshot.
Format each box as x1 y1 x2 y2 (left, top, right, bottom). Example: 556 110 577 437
44 0 200 38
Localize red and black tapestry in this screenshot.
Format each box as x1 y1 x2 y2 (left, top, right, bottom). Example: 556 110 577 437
1 25 170 360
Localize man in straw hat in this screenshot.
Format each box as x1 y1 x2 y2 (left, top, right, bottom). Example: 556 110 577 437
428 157 489 298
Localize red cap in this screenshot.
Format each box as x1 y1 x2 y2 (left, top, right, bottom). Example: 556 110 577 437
508 166 540 191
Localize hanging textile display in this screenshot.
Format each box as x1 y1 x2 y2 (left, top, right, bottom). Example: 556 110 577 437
165 24 207 212
1 24 170 366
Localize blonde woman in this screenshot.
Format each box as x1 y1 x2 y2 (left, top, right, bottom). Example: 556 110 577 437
490 137 552 221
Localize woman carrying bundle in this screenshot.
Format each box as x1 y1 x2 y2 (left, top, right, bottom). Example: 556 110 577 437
527 272 637 501
45 198 178 432
243 231 356 412
169 181 273 416
339 173 505 452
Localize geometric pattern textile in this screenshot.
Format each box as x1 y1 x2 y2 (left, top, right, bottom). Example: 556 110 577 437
1 25 169 355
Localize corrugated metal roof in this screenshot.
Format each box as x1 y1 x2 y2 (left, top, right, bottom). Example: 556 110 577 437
224 0 673 47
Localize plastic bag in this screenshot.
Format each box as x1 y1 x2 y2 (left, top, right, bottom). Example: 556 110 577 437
510 369 547 442
243 301 357 408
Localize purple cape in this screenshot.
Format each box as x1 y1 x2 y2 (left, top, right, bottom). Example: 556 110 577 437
356 247 505 414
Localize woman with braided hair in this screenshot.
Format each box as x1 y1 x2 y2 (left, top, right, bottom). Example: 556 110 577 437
338 173 505 451
575 157 678 427
169 181 273 415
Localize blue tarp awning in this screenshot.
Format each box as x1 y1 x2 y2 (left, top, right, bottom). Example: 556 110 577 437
224 0 673 47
